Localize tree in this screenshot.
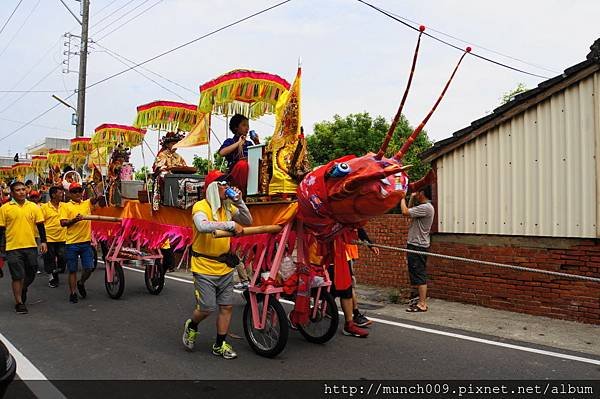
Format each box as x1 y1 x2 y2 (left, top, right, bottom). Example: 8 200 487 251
306 112 433 182
192 156 210 175
134 166 150 181
193 153 228 174
500 83 528 105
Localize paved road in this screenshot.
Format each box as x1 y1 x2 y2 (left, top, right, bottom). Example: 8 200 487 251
1 264 599 385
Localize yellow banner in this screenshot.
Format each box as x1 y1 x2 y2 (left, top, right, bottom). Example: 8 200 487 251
174 113 209 148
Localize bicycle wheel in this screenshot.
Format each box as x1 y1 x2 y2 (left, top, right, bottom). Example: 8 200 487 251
243 295 288 358
297 290 339 344
105 261 125 299
144 259 165 295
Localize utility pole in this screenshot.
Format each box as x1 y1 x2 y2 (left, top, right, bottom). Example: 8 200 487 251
75 0 90 138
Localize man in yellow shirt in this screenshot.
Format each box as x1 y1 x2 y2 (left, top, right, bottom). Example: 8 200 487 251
0 181 48 314
41 186 67 288
59 182 98 304
182 173 252 359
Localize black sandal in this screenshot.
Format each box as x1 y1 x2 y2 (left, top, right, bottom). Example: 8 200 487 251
406 305 428 312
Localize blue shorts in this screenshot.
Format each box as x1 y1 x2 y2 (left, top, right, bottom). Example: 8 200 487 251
65 242 95 272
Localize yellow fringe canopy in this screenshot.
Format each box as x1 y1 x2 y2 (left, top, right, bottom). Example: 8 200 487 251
92 124 146 149
134 100 200 132
70 137 93 166
48 150 71 167
70 137 92 156
31 155 48 174
12 162 32 180
198 69 291 119
0 166 12 180
88 146 109 168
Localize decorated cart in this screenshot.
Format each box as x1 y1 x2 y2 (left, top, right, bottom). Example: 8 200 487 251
89 102 203 299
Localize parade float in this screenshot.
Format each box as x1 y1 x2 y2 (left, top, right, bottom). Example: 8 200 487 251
10 26 468 357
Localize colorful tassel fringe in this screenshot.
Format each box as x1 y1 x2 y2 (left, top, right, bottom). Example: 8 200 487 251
134 101 200 132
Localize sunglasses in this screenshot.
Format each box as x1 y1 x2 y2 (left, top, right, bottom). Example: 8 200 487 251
216 181 229 187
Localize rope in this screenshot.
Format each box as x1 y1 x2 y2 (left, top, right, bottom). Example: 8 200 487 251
355 241 600 283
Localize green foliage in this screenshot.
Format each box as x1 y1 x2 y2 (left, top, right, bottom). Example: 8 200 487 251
306 112 433 182
192 156 210 175
500 83 528 105
134 166 150 181
193 153 228 174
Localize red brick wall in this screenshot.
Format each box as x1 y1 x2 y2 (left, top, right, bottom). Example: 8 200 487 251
353 214 600 325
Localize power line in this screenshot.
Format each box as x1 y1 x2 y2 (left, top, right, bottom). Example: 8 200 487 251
0 0 40 58
0 1 126 102
94 42 197 96
86 0 293 90
90 0 138 31
0 0 24 37
92 0 153 37
99 48 190 102
0 38 61 104
383 9 560 74
93 0 122 17
357 0 551 80
0 92 75 142
94 0 163 42
98 43 275 129
0 63 65 114
0 116 67 132
0 1 288 143
0 89 71 93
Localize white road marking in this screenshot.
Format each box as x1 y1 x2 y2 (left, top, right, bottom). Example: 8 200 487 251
121 264 600 366
0 331 67 399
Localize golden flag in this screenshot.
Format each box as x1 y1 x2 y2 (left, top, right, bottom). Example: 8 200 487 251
174 112 209 148
268 67 303 194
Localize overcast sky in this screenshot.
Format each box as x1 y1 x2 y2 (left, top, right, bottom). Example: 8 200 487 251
0 0 599 169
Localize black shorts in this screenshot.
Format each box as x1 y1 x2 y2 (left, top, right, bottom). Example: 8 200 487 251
327 263 353 299
407 244 428 286
6 247 38 282
43 242 66 274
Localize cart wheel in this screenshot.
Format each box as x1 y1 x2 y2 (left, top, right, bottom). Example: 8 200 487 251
144 260 165 295
297 290 339 344
243 295 288 358
105 261 125 299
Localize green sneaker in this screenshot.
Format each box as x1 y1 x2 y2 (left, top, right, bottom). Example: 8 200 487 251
212 341 237 359
182 319 198 350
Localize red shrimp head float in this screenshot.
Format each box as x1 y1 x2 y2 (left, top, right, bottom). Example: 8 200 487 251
297 29 471 237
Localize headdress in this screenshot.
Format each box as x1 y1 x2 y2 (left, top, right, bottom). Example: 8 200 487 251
159 131 185 147
110 144 131 163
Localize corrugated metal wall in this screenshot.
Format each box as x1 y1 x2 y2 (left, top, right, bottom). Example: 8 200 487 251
437 72 599 238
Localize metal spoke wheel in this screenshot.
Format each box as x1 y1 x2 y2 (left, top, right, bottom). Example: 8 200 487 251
144 259 165 295
243 295 289 358
104 261 125 299
297 289 339 344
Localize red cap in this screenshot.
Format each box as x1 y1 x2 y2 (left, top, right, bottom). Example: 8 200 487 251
205 170 226 187
203 170 227 194
69 182 83 191
29 190 40 198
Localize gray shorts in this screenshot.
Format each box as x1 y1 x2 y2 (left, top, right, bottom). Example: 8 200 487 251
193 272 234 312
6 248 38 281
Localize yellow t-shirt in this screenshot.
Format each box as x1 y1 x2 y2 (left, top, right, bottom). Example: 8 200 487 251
190 200 236 276
59 199 92 244
0 200 44 251
41 202 67 243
